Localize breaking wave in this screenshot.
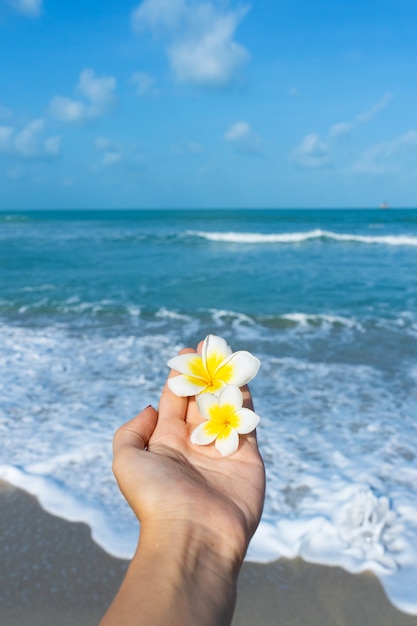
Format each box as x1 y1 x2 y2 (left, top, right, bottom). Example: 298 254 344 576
189 229 417 246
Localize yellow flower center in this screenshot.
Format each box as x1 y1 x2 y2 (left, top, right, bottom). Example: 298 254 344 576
208 403 240 428
187 354 234 393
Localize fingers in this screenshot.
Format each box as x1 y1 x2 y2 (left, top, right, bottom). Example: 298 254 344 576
113 405 158 458
241 384 254 410
158 347 195 424
112 406 159 516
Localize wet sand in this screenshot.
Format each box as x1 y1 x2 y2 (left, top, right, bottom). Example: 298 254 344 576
1 481 416 626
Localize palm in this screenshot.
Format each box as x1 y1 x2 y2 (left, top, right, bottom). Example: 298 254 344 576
113 380 265 559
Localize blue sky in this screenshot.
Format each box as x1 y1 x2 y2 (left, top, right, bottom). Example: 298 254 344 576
1 0 417 209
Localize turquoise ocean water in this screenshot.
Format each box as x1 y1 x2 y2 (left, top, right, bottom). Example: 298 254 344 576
1 209 417 613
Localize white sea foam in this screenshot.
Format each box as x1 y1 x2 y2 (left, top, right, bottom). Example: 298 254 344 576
189 228 417 246
155 307 193 321
210 309 256 327
281 312 363 330
20 284 56 293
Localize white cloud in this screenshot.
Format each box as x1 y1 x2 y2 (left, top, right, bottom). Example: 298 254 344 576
15 119 45 155
290 133 330 169
327 122 352 142
355 93 392 125
49 69 116 123
225 121 250 142
328 93 392 142
131 72 156 95
351 130 417 175
291 94 392 170
44 136 61 155
132 0 186 31
132 0 250 87
169 7 249 87
94 136 122 167
0 119 60 158
78 70 115 107
9 0 42 17
49 98 86 123
224 121 263 155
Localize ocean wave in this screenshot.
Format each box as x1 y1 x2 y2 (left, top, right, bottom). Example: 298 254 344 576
188 228 417 246
2 298 416 340
279 312 363 330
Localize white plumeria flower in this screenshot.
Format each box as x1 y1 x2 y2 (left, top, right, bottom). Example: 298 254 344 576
167 334 260 397
191 385 260 457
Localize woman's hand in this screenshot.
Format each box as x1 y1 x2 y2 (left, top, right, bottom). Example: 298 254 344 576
100 343 265 626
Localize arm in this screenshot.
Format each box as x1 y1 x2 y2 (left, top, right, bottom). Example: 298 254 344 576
100 347 265 626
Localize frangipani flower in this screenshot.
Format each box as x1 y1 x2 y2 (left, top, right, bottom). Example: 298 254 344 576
167 334 260 397
191 385 260 457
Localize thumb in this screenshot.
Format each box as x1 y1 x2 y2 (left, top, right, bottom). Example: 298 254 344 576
112 406 158 480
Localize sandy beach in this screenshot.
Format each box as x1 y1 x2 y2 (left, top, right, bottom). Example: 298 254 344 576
1 481 416 626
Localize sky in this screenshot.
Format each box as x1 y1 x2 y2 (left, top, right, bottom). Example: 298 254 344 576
1 0 417 209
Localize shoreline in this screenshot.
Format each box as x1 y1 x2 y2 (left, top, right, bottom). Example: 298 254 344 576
1 481 417 626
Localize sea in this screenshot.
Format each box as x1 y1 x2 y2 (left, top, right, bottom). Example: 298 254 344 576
1 208 417 614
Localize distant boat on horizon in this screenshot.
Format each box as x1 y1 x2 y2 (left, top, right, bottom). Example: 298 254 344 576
379 201 390 209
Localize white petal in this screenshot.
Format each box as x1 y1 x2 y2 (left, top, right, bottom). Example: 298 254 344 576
203 334 233 368
215 427 239 457
167 353 206 379
218 385 243 409
168 375 206 397
196 393 218 420
234 408 260 434
191 422 218 446
222 351 260 387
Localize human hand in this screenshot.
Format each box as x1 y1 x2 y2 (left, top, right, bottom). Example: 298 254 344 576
112 343 266 569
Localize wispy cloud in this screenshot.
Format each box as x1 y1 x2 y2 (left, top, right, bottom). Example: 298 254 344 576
351 130 417 175
291 93 392 169
355 93 392 124
93 137 146 175
9 0 42 17
0 118 60 158
94 136 122 166
49 69 116 123
328 93 392 141
132 0 250 88
224 121 263 155
132 0 186 30
290 133 331 169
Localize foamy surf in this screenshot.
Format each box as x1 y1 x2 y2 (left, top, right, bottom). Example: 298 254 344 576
189 228 417 245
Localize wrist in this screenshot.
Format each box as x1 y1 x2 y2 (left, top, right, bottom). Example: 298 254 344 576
118 519 242 626
137 518 244 583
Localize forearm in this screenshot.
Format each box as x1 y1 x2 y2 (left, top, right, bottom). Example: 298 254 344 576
99 521 242 626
